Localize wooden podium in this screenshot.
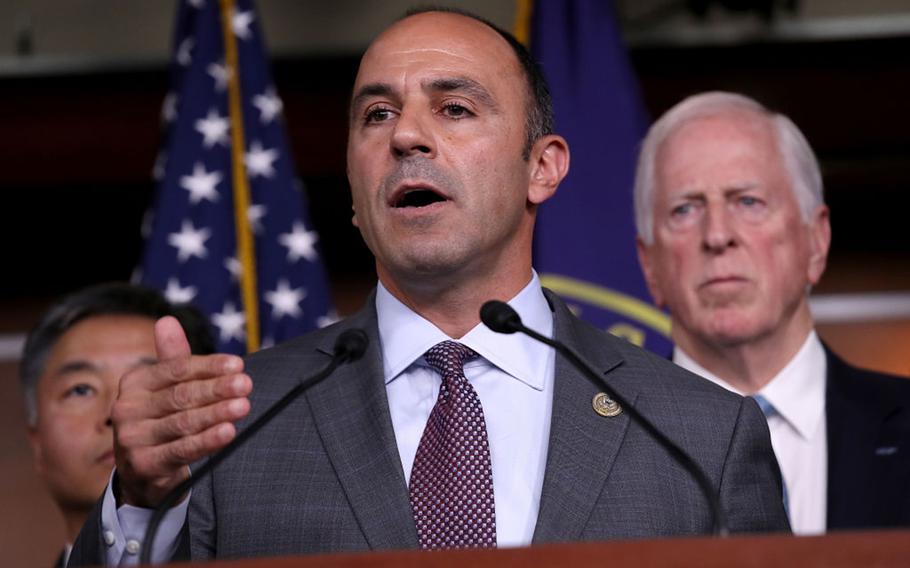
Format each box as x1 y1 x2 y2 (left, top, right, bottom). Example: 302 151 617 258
162 531 910 567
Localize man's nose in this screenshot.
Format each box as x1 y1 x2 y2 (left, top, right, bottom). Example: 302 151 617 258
702 203 736 253
101 390 115 429
390 108 435 159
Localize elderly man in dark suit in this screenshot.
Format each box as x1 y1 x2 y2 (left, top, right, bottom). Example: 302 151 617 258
635 91 910 535
71 10 788 566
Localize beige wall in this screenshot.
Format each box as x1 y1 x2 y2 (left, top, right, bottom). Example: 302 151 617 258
0 361 65 568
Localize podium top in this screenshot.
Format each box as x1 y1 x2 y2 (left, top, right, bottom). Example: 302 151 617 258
160 530 910 568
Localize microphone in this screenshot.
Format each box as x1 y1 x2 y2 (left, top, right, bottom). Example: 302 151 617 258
140 329 369 564
480 301 729 537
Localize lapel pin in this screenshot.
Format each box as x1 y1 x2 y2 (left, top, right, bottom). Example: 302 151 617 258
593 392 622 417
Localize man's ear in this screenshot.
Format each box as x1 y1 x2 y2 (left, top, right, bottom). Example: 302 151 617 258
527 134 570 205
807 205 831 285
636 236 666 308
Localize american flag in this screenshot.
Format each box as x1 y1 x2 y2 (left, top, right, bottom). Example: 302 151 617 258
137 0 335 354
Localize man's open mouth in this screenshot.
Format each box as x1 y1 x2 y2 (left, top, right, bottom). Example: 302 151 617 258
393 188 448 208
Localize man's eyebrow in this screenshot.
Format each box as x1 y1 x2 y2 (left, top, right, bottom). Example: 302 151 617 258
52 356 158 378
424 77 498 111
724 183 759 194
350 82 395 116
54 360 98 377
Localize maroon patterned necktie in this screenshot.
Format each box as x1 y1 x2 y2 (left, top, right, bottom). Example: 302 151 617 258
409 341 497 549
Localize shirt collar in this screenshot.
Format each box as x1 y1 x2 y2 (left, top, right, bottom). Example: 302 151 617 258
758 331 827 441
376 271 553 391
673 331 827 441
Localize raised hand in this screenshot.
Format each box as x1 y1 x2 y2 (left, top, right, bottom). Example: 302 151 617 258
112 316 252 508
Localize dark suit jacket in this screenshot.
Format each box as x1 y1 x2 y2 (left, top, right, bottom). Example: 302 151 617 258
70 289 787 564
826 347 910 530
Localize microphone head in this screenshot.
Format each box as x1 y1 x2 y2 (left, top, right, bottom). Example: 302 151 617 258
480 300 522 334
334 328 369 362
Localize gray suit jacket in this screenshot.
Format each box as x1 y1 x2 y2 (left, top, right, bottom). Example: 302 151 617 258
70 289 788 564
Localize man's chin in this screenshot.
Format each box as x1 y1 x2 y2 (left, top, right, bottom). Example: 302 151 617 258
699 312 766 347
387 245 471 278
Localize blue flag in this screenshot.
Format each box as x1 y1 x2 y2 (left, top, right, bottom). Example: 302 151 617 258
138 0 335 354
529 0 671 354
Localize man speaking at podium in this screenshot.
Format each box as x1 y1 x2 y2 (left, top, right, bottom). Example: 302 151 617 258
71 8 788 565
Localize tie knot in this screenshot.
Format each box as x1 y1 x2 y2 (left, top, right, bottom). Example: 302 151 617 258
751 394 778 419
425 340 477 376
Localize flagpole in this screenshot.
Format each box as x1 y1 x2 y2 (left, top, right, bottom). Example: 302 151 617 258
219 0 260 352
513 0 533 46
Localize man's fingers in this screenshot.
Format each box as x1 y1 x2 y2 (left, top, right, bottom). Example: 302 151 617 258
160 422 237 468
152 373 252 416
134 397 251 445
123 422 238 480
124 353 244 392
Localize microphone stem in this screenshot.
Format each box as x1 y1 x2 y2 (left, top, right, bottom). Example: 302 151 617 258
140 353 347 565
519 324 730 537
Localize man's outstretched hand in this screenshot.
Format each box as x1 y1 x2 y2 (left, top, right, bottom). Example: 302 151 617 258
112 316 252 508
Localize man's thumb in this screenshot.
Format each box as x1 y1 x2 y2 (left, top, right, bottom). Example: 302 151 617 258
155 315 192 363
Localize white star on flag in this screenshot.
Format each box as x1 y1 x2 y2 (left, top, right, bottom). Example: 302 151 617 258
278 221 319 262
265 279 307 319
188 0 205 8
245 141 279 178
161 92 179 123
180 162 222 204
164 278 198 304
195 108 230 148
176 37 195 66
252 88 283 124
168 219 211 262
212 302 246 343
207 60 231 92
247 203 267 233
232 10 255 40
223 256 242 280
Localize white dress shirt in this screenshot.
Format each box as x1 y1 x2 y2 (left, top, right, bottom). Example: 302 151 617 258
673 331 828 535
378 272 555 547
101 272 556 563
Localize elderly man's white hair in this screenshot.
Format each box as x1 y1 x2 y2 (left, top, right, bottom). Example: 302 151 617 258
633 91 825 245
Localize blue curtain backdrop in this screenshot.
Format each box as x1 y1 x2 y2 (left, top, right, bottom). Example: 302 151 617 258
530 0 671 354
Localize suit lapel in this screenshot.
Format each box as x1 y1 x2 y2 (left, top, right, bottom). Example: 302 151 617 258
533 291 635 543
304 298 418 550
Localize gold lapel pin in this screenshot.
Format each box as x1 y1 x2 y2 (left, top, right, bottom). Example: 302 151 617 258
593 392 622 417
